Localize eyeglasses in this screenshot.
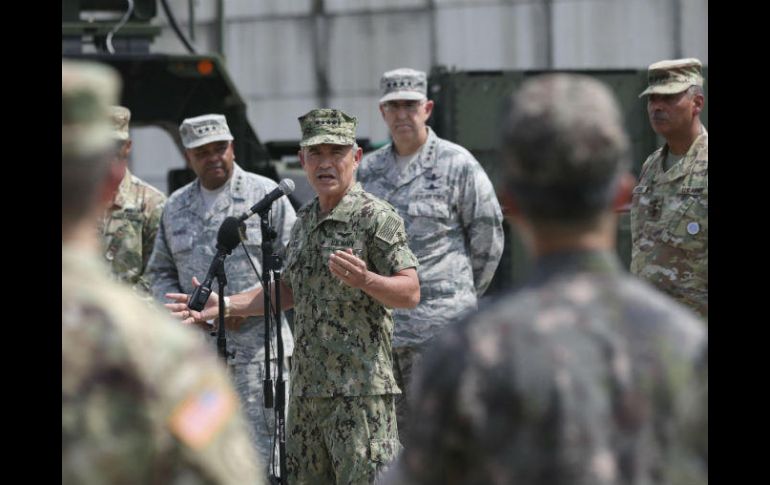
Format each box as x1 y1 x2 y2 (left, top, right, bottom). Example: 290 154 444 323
382 100 424 114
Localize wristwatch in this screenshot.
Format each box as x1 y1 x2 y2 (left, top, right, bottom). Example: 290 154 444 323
223 296 231 318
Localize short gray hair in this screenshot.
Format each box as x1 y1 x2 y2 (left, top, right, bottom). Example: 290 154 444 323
687 85 704 97
501 74 630 223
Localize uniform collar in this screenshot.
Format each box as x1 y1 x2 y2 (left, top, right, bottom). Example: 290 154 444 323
658 129 708 183
528 250 621 287
111 167 133 210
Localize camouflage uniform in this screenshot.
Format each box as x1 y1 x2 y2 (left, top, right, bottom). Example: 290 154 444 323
282 181 419 484
631 58 708 321
63 247 263 484
383 250 707 485
359 123 504 431
62 60 261 484
630 130 708 320
146 162 296 468
98 167 166 294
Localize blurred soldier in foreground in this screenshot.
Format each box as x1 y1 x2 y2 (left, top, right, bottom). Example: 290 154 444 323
383 74 707 485
98 105 166 294
358 68 504 434
62 59 262 484
631 58 708 321
166 108 420 484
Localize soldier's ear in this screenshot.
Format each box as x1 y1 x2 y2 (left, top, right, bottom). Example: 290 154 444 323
99 159 125 208
298 149 306 169
500 189 521 220
612 173 636 212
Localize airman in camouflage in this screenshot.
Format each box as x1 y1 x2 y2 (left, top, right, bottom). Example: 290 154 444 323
62 59 262 484
383 74 707 485
145 113 297 471
166 108 420 484
631 58 708 321
358 68 504 434
97 106 166 294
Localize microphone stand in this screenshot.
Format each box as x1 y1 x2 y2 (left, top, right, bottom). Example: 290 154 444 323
214 262 234 364
188 220 240 366
260 208 287 484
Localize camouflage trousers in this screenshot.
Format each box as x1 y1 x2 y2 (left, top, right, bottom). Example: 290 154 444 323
286 395 401 484
392 346 424 441
231 357 290 478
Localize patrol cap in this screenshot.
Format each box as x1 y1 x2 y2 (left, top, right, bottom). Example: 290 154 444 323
298 108 357 147
62 60 120 158
179 114 234 149
639 58 703 97
110 106 131 141
379 68 428 103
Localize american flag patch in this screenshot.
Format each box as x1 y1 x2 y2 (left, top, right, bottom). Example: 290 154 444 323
168 385 236 449
376 214 400 244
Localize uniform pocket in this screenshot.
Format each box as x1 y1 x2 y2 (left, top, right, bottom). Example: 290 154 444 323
369 438 400 464
660 194 708 252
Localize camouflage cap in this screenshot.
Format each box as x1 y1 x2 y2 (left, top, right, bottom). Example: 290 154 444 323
298 108 357 147
110 106 131 141
639 58 703 97
379 68 427 103
179 114 234 149
62 60 120 158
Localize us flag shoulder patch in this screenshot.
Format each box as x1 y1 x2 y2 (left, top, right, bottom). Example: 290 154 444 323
168 384 236 449
375 214 400 245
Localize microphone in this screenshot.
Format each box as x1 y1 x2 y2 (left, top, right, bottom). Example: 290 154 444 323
216 216 243 252
238 179 295 222
187 216 243 312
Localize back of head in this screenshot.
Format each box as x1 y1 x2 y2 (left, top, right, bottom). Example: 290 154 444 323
501 74 630 224
62 60 121 228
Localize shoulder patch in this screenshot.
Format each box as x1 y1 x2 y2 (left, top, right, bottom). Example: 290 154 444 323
375 213 401 245
168 383 236 449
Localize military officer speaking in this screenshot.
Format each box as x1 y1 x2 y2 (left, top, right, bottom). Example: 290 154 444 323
166 108 420 484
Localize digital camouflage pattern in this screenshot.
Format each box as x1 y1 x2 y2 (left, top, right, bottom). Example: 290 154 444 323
287 395 400 484
145 162 296 467
109 105 131 140
358 126 504 349
298 108 357 147
281 182 417 483
98 168 166 294
63 246 263 484
379 68 428 103
630 130 708 320
282 182 417 397
384 250 707 485
639 58 703 97
179 114 234 149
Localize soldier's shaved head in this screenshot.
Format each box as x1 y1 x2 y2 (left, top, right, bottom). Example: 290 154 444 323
501 74 630 223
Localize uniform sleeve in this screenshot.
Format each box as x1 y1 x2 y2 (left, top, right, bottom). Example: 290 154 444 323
281 217 303 291
145 209 183 303
137 190 166 294
368 209 419 276
392 323 474 483
130 304 264 483
459 162 504 296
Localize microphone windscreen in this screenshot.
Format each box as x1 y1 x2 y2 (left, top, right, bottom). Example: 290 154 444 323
279 178 295 195
217 216 243 250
